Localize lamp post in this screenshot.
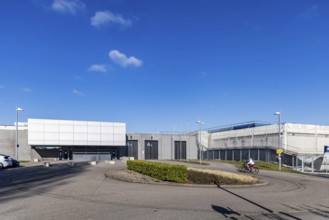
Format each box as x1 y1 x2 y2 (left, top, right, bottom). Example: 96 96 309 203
16 106 23 161
196 120 204 164
274 111 281 170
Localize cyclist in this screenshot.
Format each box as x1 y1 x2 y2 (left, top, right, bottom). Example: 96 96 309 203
247 158 255 171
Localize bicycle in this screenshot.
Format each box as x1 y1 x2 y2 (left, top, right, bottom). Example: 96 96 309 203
239 163 259 174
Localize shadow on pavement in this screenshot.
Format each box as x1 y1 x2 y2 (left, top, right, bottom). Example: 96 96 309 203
0 162 89 204
211 205 240 218
217 186 303 220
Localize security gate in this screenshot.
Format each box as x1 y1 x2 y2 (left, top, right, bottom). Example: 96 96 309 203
175 141 186 160
127 140 138 159
145 140 158 160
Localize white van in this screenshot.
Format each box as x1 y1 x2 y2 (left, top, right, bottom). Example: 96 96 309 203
0 154 13 168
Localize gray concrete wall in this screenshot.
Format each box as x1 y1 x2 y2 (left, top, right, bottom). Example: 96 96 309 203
0 129 31 161
127 133 198 160
0 127 199 161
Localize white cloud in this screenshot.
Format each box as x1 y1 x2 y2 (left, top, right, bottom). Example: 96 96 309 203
0 85 4 90
109 50 143 68
23 88 32 93
91 11 132 28
88 64 107 73
52 0 85 15
72 89 84 96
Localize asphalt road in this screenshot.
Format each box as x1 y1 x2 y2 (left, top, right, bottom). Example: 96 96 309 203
0 161 328 220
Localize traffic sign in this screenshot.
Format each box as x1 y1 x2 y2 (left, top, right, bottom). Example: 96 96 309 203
276 149 283 154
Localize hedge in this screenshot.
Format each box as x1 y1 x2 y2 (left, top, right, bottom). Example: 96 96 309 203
127 160 188 183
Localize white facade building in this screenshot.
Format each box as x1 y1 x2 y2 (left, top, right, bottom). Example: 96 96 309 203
208 123 329 155
28 119 126 146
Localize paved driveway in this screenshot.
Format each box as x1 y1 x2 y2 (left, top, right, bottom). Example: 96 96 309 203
0 161 328 219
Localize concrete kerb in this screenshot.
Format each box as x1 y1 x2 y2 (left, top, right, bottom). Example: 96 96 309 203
105 161 269 188
106 171 269 188
19 160 89 168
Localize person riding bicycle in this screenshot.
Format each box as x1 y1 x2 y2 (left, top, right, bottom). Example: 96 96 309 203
246 158 255 171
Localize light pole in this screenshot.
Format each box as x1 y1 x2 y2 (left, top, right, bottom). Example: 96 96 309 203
196 120 204 164
16 106 23 161
274 111 281 170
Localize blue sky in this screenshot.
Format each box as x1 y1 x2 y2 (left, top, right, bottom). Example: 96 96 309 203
1 0 329 133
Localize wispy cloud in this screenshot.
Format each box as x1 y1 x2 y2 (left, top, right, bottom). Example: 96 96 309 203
109 50 143 68
0 85 4 90
298 5 319 21
72 89 84 96
88 64 107 73
91 11 132 28
51 0 85 15
23 88 32 93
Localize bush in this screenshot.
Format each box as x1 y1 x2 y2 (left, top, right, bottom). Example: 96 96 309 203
188 168 258 185
127 160 188 183
188 169 220 185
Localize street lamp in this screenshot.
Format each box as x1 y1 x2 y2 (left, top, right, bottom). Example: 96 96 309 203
16 106 23 161
196 120 204 164
274 111 281 170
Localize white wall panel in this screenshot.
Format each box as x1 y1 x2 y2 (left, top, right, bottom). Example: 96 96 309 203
59 133 74 140
101 135 114 141
43 120 59 125
59 140 74 145
88 126 101 133
28 118 126 146
74 125 87 133
29 132 44 141
101 126 113 134
59 125 74 133
114 126 126 134
44 133 59 140
74 121 87 126
74 134 88 141
59 120 74 125
88 121 100 126
74 141 88 145
87 133 101 141
102 141 114 145
44 124 59 133
44 140 59 145
29 124 44 132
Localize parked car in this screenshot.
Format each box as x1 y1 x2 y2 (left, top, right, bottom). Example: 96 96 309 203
10 158 20 167
0 154 13 169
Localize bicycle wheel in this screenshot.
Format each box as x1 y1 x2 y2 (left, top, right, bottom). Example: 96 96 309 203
238 166 245 172
252 167 259 174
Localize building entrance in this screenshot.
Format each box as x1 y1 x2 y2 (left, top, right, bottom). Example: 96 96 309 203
33 146 120 161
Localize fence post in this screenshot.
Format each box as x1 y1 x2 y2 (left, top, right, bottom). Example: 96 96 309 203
301 156 304 172
296 156 298 170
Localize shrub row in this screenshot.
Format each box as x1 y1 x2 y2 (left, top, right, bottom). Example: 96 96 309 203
188 169 220 185
127 160 188 183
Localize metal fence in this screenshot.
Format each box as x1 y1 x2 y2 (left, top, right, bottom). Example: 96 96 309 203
202 148 329 173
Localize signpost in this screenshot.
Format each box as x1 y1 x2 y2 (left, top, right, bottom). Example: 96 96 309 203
276 148 283 171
